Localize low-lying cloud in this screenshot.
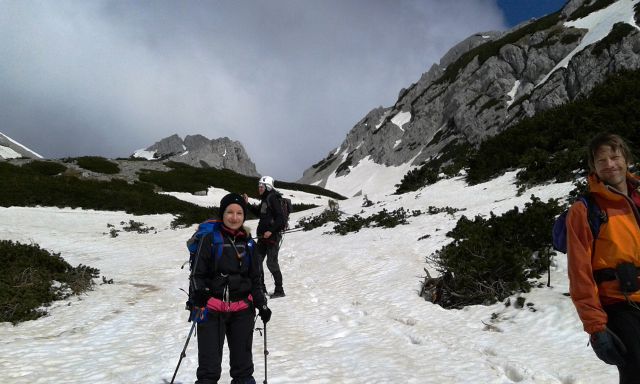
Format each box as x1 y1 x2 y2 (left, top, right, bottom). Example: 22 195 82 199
0 0 506 180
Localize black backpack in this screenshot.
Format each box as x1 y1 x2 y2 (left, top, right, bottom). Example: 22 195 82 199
270 191 292 232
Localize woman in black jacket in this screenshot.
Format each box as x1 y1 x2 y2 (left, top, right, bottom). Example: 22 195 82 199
190 193 271 384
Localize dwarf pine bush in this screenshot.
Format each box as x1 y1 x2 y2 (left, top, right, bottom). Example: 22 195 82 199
424 196 563 309
0 240 100 324
74 156 120 174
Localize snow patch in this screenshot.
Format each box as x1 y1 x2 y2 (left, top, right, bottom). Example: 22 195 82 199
391 111 411 132
132 149 156 160
324 155 416 197
0 145 22 159
0 132 43 158
537 0 640 87
507 80 521 107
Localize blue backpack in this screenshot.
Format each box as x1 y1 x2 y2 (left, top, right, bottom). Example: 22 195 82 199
184 220 254 311
552 194 607 254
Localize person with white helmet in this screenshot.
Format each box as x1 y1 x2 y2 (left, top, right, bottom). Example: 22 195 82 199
243 176 286 298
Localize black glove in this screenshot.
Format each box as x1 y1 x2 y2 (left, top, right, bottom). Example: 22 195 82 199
591 327 627 366
193 289 209 308
258 304 272 324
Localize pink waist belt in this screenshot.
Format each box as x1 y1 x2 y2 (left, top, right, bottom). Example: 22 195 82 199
206 294 253 313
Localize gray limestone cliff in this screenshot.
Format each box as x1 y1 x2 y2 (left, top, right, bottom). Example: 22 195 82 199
299 0 640 187
134 134 259 177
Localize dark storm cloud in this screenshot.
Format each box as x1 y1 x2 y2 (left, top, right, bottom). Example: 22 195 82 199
0 0 506 180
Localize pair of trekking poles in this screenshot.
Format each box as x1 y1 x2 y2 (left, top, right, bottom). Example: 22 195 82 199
169 317 270 384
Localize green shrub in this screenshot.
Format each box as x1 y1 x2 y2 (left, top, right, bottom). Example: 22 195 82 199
0 240 100 324
140 161 345 201
568 0 616 21
310 153 339 174
591 22 636 56
75 156 120 174
335 151 355 174
395 164 439 194
298 208 342 231
22 160 67 176
560 32 582 45
298 206 420 235
424 196 563 308
426 206 465 216
0 162 212 227
122 220 155 234
332 208 420 235
293 203 319 213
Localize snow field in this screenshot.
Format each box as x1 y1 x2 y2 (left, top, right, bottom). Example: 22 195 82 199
0 172 618 383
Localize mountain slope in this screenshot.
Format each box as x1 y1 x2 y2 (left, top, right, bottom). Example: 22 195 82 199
300 0 640 197
0 132 42 160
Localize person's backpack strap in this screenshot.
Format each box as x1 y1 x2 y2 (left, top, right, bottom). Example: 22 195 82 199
189 220 225 272
582 194 607 240
551 193 606 254
246 239 254 264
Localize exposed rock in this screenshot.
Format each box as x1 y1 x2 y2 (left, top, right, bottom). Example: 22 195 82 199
299 1 640 188
133 134 259 177
0 132 43 160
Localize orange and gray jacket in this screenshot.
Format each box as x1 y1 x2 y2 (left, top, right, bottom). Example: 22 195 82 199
567 172 640 334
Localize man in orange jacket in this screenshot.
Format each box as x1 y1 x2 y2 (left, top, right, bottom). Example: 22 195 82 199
567 133 640 383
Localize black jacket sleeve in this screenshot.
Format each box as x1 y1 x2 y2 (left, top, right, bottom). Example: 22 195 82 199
191 232 213 307
247 202 260 217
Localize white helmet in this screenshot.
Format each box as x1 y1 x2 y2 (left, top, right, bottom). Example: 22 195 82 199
259 176 274 191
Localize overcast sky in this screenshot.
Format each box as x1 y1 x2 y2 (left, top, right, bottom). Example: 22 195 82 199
0 0 566 181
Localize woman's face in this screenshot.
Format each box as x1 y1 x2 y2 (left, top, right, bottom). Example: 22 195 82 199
223 203 244 230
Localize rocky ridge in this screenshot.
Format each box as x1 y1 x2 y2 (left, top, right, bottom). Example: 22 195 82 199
0 132 42 160
133 134 259 177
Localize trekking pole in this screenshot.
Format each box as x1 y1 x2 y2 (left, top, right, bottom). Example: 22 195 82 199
263 321 269 384
283 227 305 235
170 320 196 384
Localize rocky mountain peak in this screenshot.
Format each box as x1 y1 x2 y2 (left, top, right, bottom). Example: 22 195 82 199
133 134 259 177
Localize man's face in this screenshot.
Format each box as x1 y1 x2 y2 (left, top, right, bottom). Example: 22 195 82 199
594 145 628 188
258 183 266 195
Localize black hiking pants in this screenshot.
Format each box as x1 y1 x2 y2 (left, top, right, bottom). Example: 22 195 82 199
257 240 283 290
604 302 640 384
196 307 256 384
